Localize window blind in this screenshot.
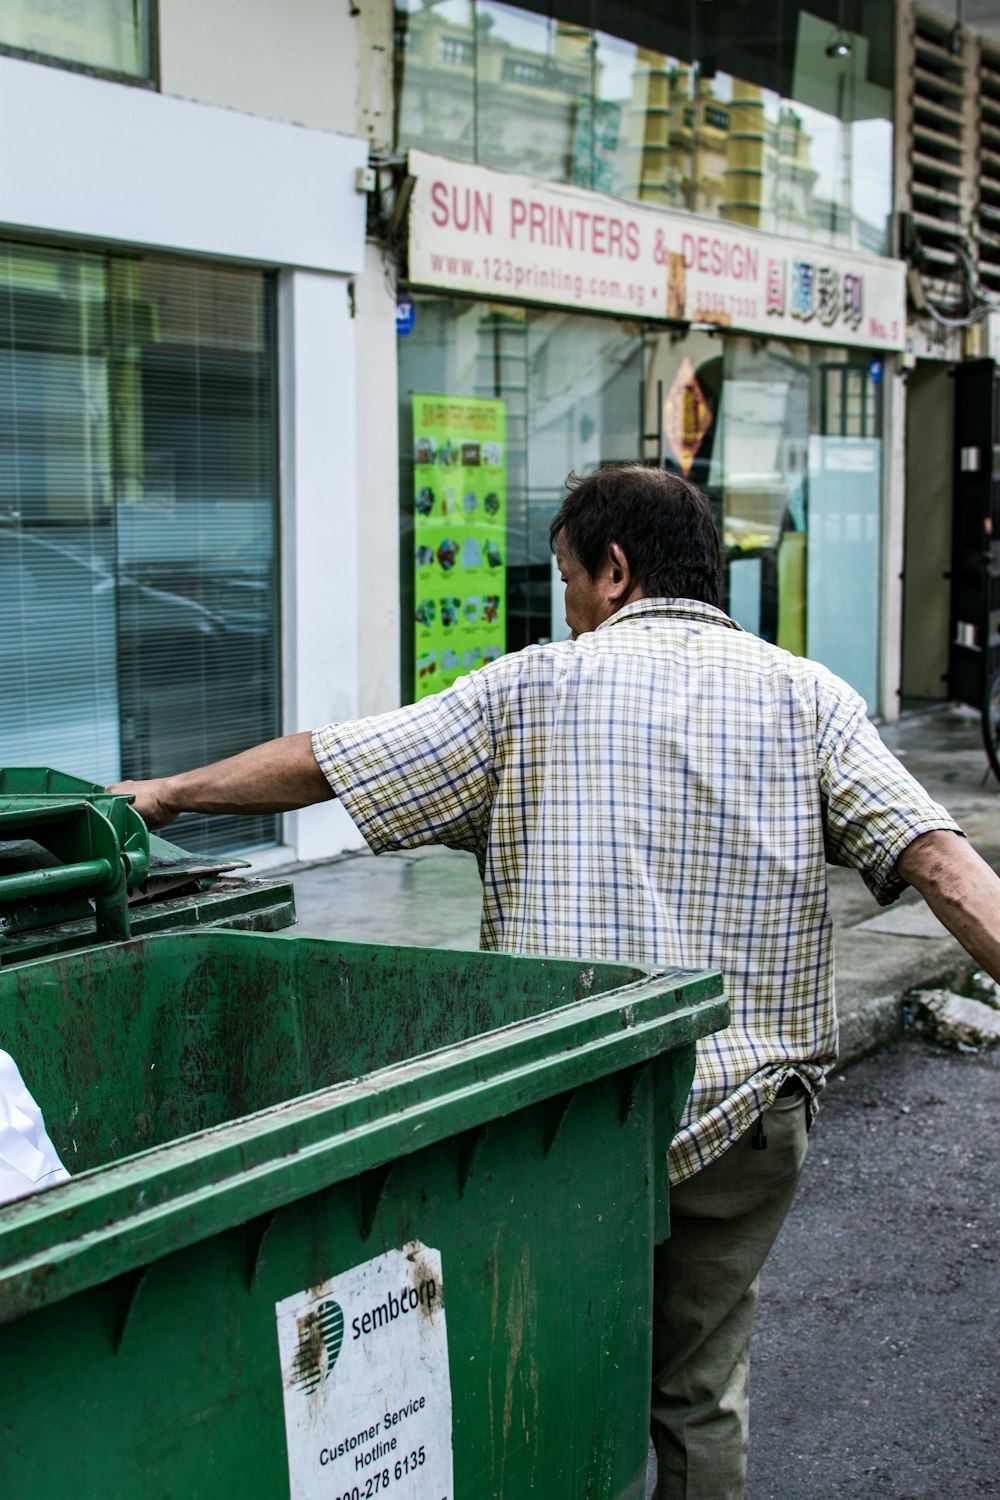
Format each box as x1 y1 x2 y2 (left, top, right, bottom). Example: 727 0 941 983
0 243 280 856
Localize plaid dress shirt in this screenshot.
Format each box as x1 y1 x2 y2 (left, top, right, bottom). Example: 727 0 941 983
313 599 961 1183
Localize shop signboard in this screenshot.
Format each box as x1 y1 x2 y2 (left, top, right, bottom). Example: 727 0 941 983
412 393 507 701
408 149 906 352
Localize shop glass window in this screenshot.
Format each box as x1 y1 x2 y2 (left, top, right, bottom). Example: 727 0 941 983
0 0 154 81
711 338 813 661
0 244 118 779
401 301 884 710
0 242 279 854
521 311 643 644
394 1 893 255
640 328 881 708
590 35 685 206
398 297 642 698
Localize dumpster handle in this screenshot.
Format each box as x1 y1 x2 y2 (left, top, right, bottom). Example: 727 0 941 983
0 859 116 904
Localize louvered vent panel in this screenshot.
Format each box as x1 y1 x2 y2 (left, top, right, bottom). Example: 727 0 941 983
910 10 969 295
979 47 1000 294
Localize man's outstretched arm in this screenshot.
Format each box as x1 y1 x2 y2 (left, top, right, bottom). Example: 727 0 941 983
108 732 334 829
896 829 1000 984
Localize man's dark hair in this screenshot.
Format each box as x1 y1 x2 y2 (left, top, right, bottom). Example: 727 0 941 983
548 462 724 608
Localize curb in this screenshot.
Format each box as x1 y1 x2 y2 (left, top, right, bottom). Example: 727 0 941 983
835 954 977 1072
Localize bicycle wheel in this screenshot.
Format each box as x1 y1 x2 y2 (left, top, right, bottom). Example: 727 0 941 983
982 669 1000 782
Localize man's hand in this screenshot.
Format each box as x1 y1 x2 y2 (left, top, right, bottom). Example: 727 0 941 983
896 829 1000 984
108 778 179 830
106 733 334 829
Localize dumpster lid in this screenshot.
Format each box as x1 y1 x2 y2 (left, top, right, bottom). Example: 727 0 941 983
0 767 290 965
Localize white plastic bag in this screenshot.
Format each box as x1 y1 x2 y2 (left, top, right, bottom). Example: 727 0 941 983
0 1050 70 1205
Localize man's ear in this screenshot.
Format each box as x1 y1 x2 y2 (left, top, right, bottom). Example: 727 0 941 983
607 542 633 602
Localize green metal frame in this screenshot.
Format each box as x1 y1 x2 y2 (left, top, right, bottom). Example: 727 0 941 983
0 767 151 956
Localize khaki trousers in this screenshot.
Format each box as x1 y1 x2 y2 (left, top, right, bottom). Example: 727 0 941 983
650 1087 809 1500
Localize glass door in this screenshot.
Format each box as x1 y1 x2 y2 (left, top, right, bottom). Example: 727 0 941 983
716 338 810 656
807 350 883 708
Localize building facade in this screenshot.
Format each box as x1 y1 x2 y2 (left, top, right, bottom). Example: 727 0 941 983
7 1 996 864
386 0 907 727
0 0 384 863
895 2 1000 710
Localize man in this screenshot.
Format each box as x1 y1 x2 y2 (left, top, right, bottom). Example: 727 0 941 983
112 463 1000 1499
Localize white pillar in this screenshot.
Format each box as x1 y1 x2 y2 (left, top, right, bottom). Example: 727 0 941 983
355 242 402 718
278 268 367 862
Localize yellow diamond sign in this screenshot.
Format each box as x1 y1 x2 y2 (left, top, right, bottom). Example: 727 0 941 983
664 357 713 477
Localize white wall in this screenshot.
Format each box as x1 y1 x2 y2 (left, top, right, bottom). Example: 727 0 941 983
355 244 402 718
354 0 395 153
157 0 406 840
279 271 368 861
0 55 367 272
158 0 358 136
0 48 373 864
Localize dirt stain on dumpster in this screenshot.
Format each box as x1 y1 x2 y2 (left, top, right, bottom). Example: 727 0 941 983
488 1243 540 1493
406 1244 444 1320
290 1307 326 1395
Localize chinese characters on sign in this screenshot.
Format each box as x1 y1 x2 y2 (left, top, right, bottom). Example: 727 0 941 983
412 393 507 701
777 259 864 330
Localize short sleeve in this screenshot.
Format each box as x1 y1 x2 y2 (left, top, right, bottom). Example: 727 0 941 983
817 682 963 906
312 672 494 858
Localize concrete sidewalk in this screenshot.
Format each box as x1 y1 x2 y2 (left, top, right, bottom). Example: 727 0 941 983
271 703 1000 1071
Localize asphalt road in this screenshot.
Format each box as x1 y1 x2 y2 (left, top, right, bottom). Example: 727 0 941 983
745 1035 999 1500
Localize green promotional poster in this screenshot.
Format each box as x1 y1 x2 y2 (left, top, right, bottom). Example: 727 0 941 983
412 393 507 700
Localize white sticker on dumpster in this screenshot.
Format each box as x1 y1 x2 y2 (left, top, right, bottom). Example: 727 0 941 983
275 1241 453 1500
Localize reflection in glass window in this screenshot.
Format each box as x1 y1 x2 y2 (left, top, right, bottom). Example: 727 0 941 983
592 36 678 205
0 242 280 855
395 0 476 162
0 244 119 779
111 258 280 855
394 1 894 255
715 339 811 655
397 297 642 691
640 328 883 707
1 0 153 80
476 3 591 183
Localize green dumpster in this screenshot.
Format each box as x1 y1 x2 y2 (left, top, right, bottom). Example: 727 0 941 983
0 929 726 1499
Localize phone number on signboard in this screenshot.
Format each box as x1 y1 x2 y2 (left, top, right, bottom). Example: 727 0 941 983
332 1448 430 1500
